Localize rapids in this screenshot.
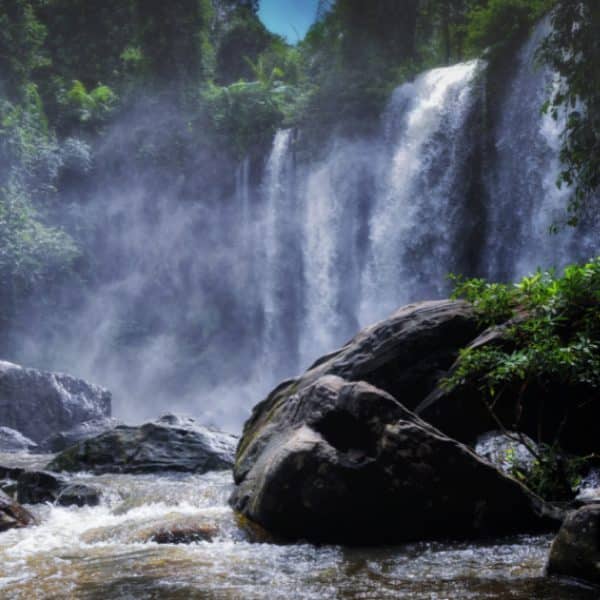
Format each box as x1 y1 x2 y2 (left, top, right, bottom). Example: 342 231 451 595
0 453 596 600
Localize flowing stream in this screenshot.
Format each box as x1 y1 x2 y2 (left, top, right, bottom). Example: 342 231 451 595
0 453 596 600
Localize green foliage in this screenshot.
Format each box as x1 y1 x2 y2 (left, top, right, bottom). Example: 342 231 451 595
509 443 589 500
540 1 600 220
0 183 78 319
449 260 600 499
463 0 553 56
201 80 287 158
448 259 600 396
61 80 117 129
0 0 48 99
215 6 276 85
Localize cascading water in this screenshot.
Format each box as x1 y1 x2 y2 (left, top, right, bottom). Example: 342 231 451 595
255 24 598 377
483 19 597 280
360 59 482 325
299 140 374 366
256 129 303 379
8 22 599 429
257 59 485 367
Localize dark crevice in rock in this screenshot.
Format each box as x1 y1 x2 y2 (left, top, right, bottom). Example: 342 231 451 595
313 410 377 456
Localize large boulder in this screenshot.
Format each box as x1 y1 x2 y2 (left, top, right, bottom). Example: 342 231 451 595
0 489 35 532
0 360 111 443
235 299 482 475
289 300 482 411
40 417 122 453
231 375 558 544
47 414 237 474
547 504 600 585
0 426 38 453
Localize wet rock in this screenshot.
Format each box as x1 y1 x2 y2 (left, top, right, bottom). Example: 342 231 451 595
56 483 101 507
47 414 237 474
0 427 38 453
0 489 35 532
41 417 122 452
0 465 24 497
0 360 111 443
474 430 537 477
149 523 217 544
231 375 558 544
547 504 600 585
17 470 65 504
236 300 482 477
0 465 25 481
16 470 100 507
82 514 217 545
293 300 482 411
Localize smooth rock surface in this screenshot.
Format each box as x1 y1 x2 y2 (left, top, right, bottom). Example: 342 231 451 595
236 299 483 478
0 489 35 532
296 299 482 411
547 504 600 585
48 414 237 474
231 375 557 544
41 417 122 452
0 427 38 453
0 360 111 443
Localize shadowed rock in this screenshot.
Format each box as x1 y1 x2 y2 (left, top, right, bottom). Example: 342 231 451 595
547 504 600 585
17 470 100 507
47 414 237 474
231 375 559 544
296 299 482 410
0 360 111 443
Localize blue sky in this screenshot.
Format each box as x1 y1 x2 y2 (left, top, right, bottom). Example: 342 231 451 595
258 0 319 43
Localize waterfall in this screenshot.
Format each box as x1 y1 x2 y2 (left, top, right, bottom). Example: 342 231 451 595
258 30 599 381
299 141 373 365
10 23 599 429
235 157 251 226
483 20 596 280
360 59 482 325
258 129 301 376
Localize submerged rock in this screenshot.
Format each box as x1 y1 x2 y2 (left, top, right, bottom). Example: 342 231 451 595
547 504 600 585
0 427 38 453
0 489 35 532
16 470 100 507
41 417 122 452
149 522 217 544
0 360 111 443
47 414 237 474
231 375 557 544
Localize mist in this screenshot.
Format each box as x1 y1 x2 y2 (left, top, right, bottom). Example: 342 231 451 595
7 23 599 431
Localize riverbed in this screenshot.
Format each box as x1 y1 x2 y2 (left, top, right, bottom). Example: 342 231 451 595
0 453 596 599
